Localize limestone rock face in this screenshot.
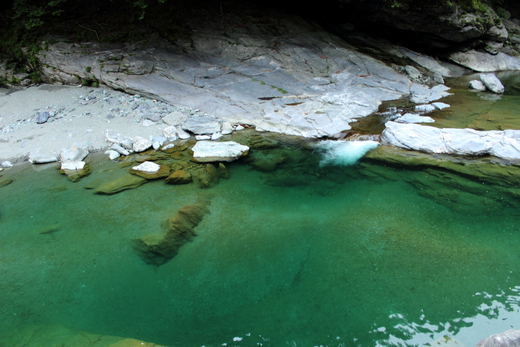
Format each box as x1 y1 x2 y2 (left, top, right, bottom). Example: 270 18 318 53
450 50 520 72
381 121 520 160
36 13 417 138
132 194 212 266
477 329 520 347
191 141 249 162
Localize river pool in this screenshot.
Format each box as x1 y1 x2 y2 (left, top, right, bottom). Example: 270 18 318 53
1 127 520 347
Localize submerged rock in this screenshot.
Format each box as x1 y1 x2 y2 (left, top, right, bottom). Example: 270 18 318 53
132 193 213 266
0 178 13 188
60 162 91 182
94 174 147 194
165 170 192 184
36 223 62 235
194 163 220 188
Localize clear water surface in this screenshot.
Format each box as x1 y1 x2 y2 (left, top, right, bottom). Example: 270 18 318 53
1 79 520 346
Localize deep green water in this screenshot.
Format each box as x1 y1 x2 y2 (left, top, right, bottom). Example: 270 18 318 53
1 143 520 347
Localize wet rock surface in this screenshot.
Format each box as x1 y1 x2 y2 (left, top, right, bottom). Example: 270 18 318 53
381 121 520 160
132 193 213 266
477 329 520 347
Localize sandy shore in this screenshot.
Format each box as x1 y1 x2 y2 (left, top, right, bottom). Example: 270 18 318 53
0 84 174 164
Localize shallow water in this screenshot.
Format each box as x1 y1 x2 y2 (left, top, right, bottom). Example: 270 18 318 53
1 143 520 347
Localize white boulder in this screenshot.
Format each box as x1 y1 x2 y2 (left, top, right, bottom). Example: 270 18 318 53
105 150 120 160
192 141 249 162
61 161 86 170
132 161 160 173
132 136 152 152
176 126 191 140
381 121 520 160
480 73 505 93
414 104 436 113
469 80 486 91
432 102 450 110
395 113 435 124
60 146 89 162
29 154 58 164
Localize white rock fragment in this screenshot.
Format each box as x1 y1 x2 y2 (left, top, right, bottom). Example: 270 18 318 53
196 134 211 140
480 73 504 93
132 136 152 152
192 141 249 162
105 130 134 149
60 146 89 162
211 132 223 140
132 161 160 173
235 125 245 131
162 125 179 140
142 119 155 127
162 144 175 150
395 113 435 124
61 161 86 170
410 83 451 103
29 154 58 164
221 121 234 135
163 111 187 126
176 126 191 139
1 161 14 168
414 104 436 113
110 143 130 156
469 80 486 91
105 150 120 160
432 102 450 110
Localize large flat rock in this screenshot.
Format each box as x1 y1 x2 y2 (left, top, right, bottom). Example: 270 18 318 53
37 15 419 138
191 141 249 162
381 121 520 160
450 50 520 72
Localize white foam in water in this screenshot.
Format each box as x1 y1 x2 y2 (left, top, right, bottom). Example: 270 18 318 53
315 140 379 166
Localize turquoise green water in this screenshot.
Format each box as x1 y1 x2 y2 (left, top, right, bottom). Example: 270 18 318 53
1 144 520 347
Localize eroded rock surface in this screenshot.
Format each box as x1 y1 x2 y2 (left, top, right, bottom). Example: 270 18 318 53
37 15 418 138
381 121 520 160
132 193 212 266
